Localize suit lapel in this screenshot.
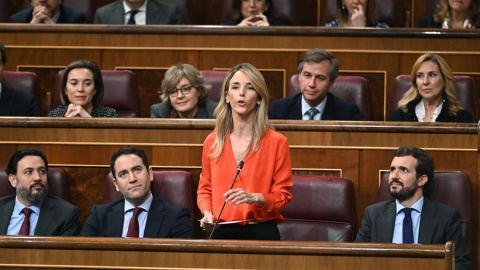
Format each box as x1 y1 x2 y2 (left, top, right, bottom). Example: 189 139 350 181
146 0 160 24
377 202 396 242
321 93 335 120
35 197 56 235
418 199 437 244
107 202 125 237
144 199 166 238
0 85 14 116
0 198 15 234
292 93 303 119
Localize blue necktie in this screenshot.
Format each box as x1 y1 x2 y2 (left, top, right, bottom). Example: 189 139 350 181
401 208 414 243
127 10 139 25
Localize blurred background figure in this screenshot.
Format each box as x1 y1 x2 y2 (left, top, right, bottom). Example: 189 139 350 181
49 60 118 118
222 0 284 26
419 0 480 28
9 0 86 24
94 0 185 25
151 63 218 118
324 0 388 27
390 53 474 123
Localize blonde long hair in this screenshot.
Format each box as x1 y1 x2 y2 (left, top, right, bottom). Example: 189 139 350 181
434 0 480 27
397 53 463 116
211 63 270 159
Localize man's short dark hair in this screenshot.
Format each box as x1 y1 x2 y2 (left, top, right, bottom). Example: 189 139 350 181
393 146 434 194
0 43 7 65
109 147 150 178
5 148 49 176
297 48 339 82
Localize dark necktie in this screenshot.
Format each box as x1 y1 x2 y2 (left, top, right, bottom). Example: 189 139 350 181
126 207 143 237
18 208 33 236
306 107 319 120
401 208 414 244
127 10 139 25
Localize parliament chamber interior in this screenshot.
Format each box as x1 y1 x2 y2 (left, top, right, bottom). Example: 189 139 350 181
0 0 479 269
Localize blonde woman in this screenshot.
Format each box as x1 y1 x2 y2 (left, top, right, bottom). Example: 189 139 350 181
419 0 480 29
197 63 293 240
390 54 473 123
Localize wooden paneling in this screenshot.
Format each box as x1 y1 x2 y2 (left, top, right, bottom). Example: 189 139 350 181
0 237 454 270
0 118 477 265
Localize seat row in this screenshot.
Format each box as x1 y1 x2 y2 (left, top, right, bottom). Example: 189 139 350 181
0 166 471 248
1 0 440 27
4 70 477 121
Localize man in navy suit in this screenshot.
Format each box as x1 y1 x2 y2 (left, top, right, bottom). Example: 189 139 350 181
355 146 471 270
268 48 360 120
0 43 40 116
9 0 86 24
80 147 193 238
94 0 186 25
0 148 80 236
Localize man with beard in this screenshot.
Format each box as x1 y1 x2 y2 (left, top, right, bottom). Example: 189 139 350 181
355 146 471 270
0 148 79 236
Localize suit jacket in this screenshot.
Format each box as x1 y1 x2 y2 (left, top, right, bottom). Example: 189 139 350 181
9 5 87 24
389 97 474 123
94 0 185 25
0 84 40 116
80 198 193 238
150 99 218 118
0 195 80 236
355 199 471 270
268 92 360 120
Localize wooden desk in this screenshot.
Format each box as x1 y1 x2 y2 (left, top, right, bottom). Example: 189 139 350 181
0 118 477 266
0 237 454 269
0 25 479 119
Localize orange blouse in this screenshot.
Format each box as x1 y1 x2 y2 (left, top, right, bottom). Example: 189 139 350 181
197 129 293 224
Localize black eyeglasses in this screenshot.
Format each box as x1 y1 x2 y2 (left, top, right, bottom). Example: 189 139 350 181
168 85 193 97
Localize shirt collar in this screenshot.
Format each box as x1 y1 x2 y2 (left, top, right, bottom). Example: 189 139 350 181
14 196 42 215
415 99 443 122
395 196 424 214
301 94 327 118
124 192 153 213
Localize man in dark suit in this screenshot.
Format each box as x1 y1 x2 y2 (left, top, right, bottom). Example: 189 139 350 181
80 147 193 238
0 43 40 117
268 48 360 120
94 0 186 25
355 146 471 270
9 0 86 24
0 148 80 236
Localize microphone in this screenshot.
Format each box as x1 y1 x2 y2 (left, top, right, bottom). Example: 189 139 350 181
208 160 244 239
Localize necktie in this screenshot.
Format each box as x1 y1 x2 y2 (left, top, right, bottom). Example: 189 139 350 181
401 208 414 244
127 10 139 25
126 207 143 237
18 208 33 236
306 107 319 120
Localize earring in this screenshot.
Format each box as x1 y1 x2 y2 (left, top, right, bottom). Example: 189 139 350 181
342 4 346 10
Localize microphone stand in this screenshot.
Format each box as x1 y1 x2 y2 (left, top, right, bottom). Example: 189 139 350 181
208 160 244 239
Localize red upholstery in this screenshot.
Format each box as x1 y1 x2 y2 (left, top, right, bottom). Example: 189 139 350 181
0 166 70 201
53 70 141 117
288 74 371 120
162 0 193 24
277 175 355 242
221 0 301 25
2 71 41 110
104 170 194 219
390 75 477 121
201 70 228 102
63 0 97 23
320 0 406 27
377 171 472 251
